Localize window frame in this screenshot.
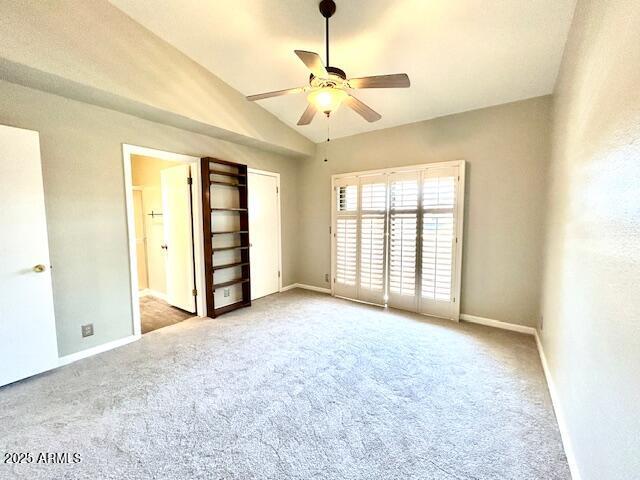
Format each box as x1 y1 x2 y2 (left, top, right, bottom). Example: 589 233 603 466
330 160 466 321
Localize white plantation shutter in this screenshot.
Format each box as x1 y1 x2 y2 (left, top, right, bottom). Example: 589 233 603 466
388 173 419 311
332 162 464 320
358 177 387 304
419 167 459 319
335 218 357 284
337 184 358 212
333 178 358 299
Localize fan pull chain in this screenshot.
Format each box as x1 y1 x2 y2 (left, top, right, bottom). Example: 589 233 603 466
324 115 330 162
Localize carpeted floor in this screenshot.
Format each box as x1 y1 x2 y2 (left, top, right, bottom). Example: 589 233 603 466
0 289 570 479
139 295 193 334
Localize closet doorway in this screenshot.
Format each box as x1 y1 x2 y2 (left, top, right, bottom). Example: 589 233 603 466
123 145 206 335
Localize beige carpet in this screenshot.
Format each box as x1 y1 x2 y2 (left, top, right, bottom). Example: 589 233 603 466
0 289 569 479
139 295 193 334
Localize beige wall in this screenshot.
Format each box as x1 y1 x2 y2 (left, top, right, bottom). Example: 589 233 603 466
297 96 551 327
131 155 178 295
540 0 640 478
0 80 301 357
0 0 314 157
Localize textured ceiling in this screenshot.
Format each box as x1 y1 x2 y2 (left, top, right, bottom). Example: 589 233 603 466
109 0 576 143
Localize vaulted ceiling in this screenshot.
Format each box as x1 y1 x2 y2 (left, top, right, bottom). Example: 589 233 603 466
109 0 576 143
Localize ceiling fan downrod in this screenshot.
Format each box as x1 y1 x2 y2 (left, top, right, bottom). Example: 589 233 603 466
319 0 336 67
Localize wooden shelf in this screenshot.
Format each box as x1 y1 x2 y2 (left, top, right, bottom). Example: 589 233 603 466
211 261 249 271
210 169 245 178
211 230 249 235
210 180 247 187
212 245 249 253
213 277 250 291
213 300 251 316
201 156 251 318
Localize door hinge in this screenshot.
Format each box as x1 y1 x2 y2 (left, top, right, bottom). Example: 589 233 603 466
276 186 279 194
192 288 197 296
187 177 193 185
329 226 332 235
278 271 281 278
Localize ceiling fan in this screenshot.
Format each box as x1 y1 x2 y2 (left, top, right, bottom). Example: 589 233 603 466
246 0 410 125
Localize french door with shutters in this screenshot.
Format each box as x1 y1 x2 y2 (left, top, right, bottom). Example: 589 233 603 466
331 161 465 320
333 177 359 300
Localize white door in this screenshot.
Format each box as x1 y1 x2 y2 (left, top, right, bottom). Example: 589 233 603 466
160 164 196 312
0 125 58 387
248 171 280 300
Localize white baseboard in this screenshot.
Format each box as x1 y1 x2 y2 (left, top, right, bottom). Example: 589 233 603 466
58 334 140 367
460 313 537 335
460 312 581 478
139 289 166 301
535 332 582 480
295 283 331 294
280 283 331 294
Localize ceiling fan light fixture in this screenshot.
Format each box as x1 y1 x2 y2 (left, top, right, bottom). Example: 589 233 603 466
307 87 347 114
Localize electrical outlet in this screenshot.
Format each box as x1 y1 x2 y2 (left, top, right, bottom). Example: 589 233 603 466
324 273 329 283
223 288 230 297
81 323 94 337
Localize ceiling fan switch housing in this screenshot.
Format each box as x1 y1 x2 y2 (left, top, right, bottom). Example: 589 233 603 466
319 0 336 19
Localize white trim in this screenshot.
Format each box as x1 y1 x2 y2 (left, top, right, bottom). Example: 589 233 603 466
58 334 140 366
122 144 206 337
330 160 465 181
452 162 466 321
335 294 383 308
139 289 167 301
460 313 537 335
296 283 331 294
535 332 582 480
248 168 283 294
283 283 332 294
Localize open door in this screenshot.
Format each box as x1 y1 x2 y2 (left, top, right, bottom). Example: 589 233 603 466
248 171 280 300
160 164 196 313
0 125 58 387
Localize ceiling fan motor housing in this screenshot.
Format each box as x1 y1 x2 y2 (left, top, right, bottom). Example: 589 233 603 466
309 66 347 86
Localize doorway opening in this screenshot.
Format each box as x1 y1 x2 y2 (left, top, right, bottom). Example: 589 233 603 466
123 145 206 336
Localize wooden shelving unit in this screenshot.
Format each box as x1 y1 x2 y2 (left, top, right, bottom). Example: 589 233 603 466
200 157 251 318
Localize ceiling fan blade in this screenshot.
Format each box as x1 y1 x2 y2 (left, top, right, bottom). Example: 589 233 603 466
294 50 328 79
246 87 304 101
344 95 382 122
348 73 410 89
297 103 317 125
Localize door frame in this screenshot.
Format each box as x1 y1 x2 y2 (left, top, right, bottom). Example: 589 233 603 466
122 144 206 336
247 168 283 294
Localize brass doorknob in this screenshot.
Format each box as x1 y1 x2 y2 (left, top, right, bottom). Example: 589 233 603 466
33 264 46 273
